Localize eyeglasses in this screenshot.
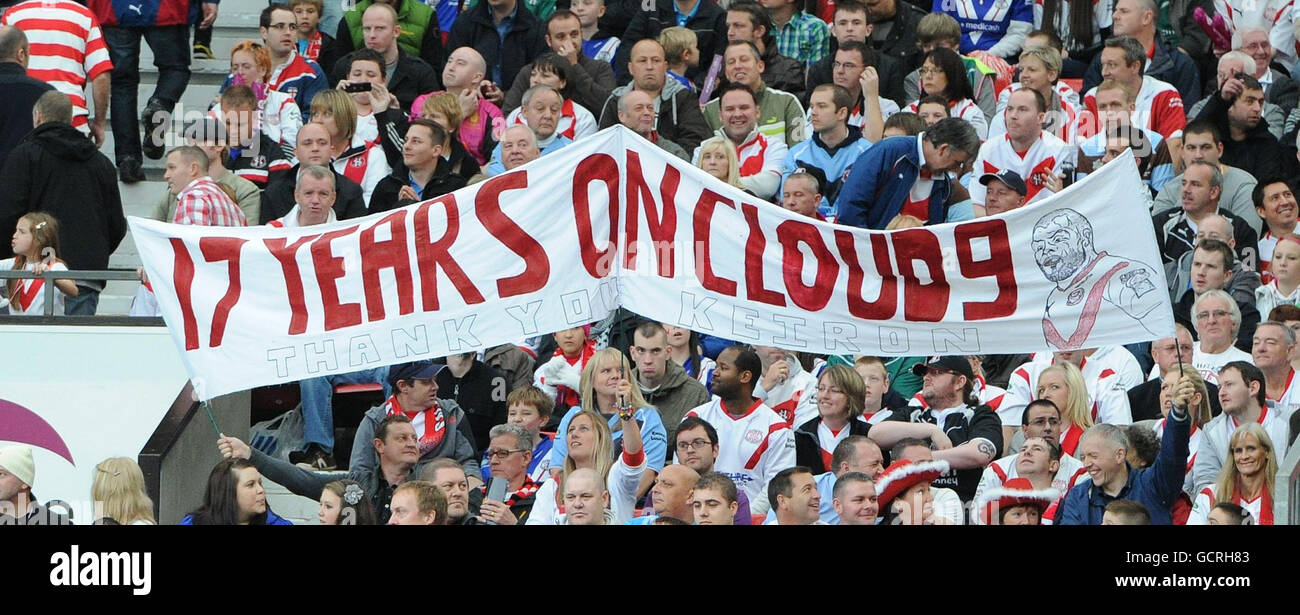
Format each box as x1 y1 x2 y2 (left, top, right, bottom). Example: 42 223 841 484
676 438 712 452
816 385 844 395
919 66 944 76
268 22 299 31
486 449 526 460
832 61 861 71
1196 309 1232 321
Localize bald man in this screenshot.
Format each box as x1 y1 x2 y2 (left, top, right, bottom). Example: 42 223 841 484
323 0 443 89
259 122 368 223
562 468 611 525
0 25 54 167
628 464 699 524
416 46 504 168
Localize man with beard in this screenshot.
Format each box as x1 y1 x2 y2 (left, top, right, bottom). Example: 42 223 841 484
1033 208 1165 349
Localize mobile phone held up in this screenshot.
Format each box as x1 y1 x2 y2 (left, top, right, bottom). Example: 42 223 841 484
343 81 372 93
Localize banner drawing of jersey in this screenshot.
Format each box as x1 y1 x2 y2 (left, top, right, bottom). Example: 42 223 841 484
682 398 795 514
1033 208 1164 350
1081 75 1185 140
968 132 1075 206
1001 359 1133 428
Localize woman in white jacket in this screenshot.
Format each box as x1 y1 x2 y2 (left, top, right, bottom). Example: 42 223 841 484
1256 235 1300 317
526 405 647 525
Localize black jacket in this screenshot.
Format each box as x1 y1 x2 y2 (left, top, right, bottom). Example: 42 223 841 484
760 43 806 103
618 0 728 86
436 360 508 454
0 122 125 276
1128 378 1221 422
0 63 53 168
870 1 927 78
368 161 468 213
597 79 712 153
793 416 872 475
330 49 440 115
259 164 368 224
1191 90 1286 183
806 41 906 107
1085 37 1201 107
447 0 549 88
884 403 1004 502
502 52 617 117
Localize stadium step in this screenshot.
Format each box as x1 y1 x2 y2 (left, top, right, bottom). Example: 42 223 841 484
100 0 267 316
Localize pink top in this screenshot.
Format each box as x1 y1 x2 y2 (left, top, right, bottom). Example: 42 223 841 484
410 91 503 166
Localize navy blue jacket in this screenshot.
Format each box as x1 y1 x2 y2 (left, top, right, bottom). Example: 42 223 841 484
1057 408 1191 525
834 135 952 230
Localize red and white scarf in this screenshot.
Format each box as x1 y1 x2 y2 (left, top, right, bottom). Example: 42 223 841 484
384 395 447 456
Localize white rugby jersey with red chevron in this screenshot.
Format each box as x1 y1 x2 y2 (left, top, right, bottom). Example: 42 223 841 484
682 398 796 510
1001 359 1133 428
1082 75 1185 140
1 0 112 133
968 131 1074 206
755 360 818 428
970 451 1085 524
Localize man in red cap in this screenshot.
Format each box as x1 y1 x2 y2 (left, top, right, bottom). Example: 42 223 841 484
974 477 1058 525
875 458 950 525
867 356 1003 503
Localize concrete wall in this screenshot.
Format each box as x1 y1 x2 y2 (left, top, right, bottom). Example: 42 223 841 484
156 391 250 525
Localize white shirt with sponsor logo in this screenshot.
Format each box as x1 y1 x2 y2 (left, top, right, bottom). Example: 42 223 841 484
682 398 796 515
1082 75 1186 140
968 131 1075 206
1191 342 1253 386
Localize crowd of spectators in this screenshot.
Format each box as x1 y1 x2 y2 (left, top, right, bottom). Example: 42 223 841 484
1 0 1299 525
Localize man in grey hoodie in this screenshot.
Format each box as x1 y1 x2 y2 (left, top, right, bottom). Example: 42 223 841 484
597 38 711 153
350 360 483 489
630 322 712 462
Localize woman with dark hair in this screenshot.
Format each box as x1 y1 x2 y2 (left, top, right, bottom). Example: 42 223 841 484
1035 0 1109 57
502 53 597 140
907 48 987 138
663 324 715 389
180 458 293 525
319 480 377 525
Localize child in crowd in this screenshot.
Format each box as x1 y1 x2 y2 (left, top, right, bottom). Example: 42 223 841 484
664 324 715 389
2 212 77 316
1256 237 1300 317
535 325 597 413
659 27 699 93
572 0 619 67
292 0 332 63
481 386 556 483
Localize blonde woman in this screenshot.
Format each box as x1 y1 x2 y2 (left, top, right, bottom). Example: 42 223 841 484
309 90 390 203
543 348 668 492
91 457 155 525
1035 362 1094 457
695 136 745 191
1147 365 1212 499
525 408 647 525
1188 423 1279 525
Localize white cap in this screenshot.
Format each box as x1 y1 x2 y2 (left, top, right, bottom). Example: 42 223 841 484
0 445 35 488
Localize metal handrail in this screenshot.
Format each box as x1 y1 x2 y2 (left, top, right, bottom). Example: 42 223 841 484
0 269 142 316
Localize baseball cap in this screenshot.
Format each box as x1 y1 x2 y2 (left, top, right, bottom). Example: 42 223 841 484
911 356 976 381
387 360 445 387
978 169 1028 196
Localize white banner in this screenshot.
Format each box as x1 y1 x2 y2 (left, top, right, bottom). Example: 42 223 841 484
131 127 1174 400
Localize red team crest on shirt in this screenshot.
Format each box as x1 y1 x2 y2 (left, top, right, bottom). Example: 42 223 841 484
744 429 763 444
1033 208 1162 349
350 157 365 168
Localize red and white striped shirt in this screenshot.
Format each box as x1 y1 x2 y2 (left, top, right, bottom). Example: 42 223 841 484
1 0 113 133
173 177 248 227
